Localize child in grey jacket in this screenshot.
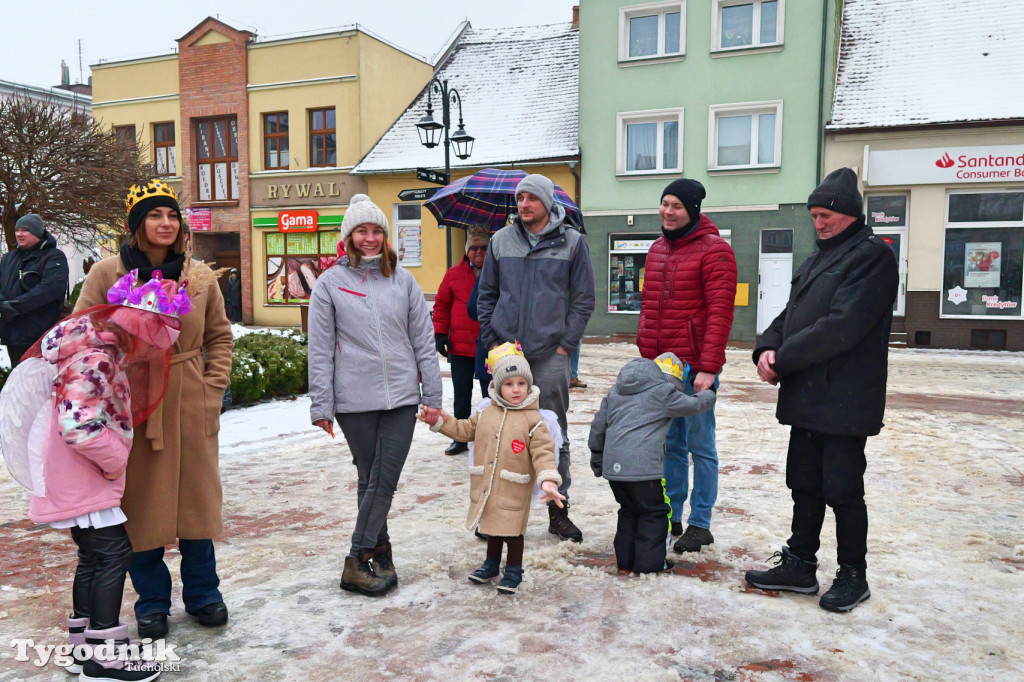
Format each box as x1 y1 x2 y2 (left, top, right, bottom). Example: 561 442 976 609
589 353 716 573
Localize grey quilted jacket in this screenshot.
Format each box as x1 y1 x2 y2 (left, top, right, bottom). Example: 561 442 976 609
589 358 716 481
307 255 442 422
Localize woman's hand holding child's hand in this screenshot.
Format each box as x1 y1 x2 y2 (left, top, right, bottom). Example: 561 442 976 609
539 481 565 508
417 406 445 425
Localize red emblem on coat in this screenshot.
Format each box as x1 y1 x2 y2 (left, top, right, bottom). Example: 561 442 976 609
510 440 526 454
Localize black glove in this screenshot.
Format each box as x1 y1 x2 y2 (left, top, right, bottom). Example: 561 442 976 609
0 301 16 317
590 453 603 478
434 333 449 357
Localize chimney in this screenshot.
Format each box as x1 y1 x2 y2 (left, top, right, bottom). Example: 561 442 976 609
572 5 579 29
61 60 70 86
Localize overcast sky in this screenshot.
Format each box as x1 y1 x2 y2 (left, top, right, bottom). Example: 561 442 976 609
2 0 579 90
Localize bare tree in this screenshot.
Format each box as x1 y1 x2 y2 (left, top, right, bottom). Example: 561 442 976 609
0 94 151 252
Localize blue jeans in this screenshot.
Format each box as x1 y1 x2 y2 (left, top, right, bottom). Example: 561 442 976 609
570 347 580 379
128 539 222 617
663 374 719 529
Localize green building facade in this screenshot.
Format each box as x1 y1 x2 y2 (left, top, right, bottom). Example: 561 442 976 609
578 0 839 341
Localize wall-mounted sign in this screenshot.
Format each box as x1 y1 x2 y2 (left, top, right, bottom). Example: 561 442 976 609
250 172 368 208
183 207 212 231
278 209 319 233
867 145 1024 186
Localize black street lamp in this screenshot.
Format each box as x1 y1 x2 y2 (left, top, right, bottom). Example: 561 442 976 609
416 78 474 268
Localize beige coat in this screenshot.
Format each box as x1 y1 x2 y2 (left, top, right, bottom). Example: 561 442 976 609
433 388 560 537
74 256 233 551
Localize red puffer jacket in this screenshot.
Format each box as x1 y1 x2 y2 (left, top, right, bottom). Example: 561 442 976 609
637 214 737 374
433 258 481 357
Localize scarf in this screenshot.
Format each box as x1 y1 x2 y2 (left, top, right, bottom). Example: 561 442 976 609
119 244 186 283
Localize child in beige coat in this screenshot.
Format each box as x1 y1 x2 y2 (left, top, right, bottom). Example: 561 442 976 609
419 342 564 594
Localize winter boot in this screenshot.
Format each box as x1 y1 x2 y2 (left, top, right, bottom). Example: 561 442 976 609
468 559 501 584
80 624 161 682
340 551 390 597
819 564 870 612
445 441 469 455
670 521 683 537
135 613 168 640
548 503 583 543
372 540 398 589
496 565 524 595
65 615 89 674
744 547 820 594
673 525 714 553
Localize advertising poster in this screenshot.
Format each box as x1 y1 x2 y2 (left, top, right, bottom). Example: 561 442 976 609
964 242 1001 288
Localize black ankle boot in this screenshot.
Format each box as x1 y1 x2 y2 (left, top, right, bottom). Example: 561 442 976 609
819 564 870 612
744 546 820 594
548 502 583 543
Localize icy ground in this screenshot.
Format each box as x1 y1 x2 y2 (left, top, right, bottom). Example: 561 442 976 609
1 344 1022 680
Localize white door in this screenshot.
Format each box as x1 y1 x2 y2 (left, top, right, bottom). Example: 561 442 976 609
874 229 907 317
757 229 794 334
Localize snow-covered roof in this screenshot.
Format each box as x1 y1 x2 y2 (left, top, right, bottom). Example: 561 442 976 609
829 0 1024 130
353 23 578 174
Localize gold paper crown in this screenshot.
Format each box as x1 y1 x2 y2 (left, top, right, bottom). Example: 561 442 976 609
486 341 525 373
655 354 687 381
125 179 178 214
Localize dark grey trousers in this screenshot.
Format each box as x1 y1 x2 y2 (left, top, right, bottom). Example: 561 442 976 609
337 405 418 558
530 352 572 500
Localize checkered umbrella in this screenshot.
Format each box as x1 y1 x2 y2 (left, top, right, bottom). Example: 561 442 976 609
423 168 585 233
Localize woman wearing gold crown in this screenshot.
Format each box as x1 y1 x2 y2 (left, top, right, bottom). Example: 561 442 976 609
74 179 234 640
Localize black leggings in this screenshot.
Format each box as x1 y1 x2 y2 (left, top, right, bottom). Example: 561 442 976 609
486 535 524 566
70 524 133 629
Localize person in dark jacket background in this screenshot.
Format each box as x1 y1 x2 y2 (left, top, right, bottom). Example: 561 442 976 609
0 214 69 367
745 167 898 613
477 174 595 543
637 179 737 554
225 269 242 322
434 226 490 455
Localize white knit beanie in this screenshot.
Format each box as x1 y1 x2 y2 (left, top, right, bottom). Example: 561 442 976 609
340 194 389 242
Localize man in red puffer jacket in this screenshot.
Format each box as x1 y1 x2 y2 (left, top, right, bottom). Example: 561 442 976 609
637 178 737 553
434 226 491 455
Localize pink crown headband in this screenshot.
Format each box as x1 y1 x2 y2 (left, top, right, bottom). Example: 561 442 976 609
106 269 193 318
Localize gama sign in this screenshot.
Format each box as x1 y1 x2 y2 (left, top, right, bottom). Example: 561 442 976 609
278 209 319 233
866 144 1024 186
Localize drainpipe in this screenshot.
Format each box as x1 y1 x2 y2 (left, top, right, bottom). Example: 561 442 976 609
816 0 833 183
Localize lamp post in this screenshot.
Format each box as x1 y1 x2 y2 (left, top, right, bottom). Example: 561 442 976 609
415 78 474 269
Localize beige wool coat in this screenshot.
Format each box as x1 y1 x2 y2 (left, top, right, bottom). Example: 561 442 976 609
74 255 233 551
432 387 560 537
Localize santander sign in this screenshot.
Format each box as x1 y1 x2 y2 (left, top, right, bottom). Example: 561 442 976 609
867 144 1024 185
278 209 319 233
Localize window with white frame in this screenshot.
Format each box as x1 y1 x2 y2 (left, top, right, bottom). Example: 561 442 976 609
708 101 782 170
619 2 685 61
712 0 783 52
617 108 683 175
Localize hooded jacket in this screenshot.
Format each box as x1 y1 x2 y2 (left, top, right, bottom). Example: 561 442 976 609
0 233 70 346
637 215 737 374
476 204 595 361
308 254 443 421
433 256 480 357
589 358 716 482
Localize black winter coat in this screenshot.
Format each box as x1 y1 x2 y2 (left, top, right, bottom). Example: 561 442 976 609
753 219 898 437
0 233 69 346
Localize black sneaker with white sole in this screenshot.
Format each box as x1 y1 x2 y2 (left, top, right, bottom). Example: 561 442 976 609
819 564 870 612
744 546 820 594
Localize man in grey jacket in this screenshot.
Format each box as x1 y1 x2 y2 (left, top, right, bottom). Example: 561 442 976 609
589 353 716 573
477 174 595 542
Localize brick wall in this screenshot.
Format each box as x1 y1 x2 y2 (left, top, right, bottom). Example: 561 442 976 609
178 21 254 322
906 291 1024 350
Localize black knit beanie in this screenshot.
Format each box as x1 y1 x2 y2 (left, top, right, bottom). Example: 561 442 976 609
15 214 46 240
128 195 181 235
662 178 706 233
807 168 862 217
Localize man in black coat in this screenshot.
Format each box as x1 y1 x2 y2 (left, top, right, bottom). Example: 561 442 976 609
744 168 898 613
0 214 70 367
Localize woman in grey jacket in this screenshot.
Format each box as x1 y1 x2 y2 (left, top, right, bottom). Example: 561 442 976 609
308 194 443 597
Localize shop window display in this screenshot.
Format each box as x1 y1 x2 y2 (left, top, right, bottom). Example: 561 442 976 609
608 234 658 313
265 230 339 304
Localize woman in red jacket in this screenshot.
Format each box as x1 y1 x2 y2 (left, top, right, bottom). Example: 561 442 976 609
434 226 490 455
637 179 737 553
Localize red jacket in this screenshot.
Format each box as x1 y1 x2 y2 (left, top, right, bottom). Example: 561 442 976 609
433 258 481 357
637 214 737 374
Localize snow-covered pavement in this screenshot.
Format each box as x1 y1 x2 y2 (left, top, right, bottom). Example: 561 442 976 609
1 344 1022 680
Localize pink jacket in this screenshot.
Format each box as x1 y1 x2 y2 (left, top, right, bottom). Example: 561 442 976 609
28 317 133 524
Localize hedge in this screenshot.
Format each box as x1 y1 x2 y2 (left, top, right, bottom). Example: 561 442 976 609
229 331 308 406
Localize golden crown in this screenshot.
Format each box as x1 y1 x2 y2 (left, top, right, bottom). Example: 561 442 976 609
485 341 525 373
125 179 178 214
655 354 688 381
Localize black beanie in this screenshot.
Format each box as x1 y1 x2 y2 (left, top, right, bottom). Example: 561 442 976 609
807 168 862 217
128 195 182 235
662 178 706 226
15 214 46 240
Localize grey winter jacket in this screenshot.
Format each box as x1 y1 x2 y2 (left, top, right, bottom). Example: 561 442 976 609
476 204 596 361
588 358 716 481
307 255 443 422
